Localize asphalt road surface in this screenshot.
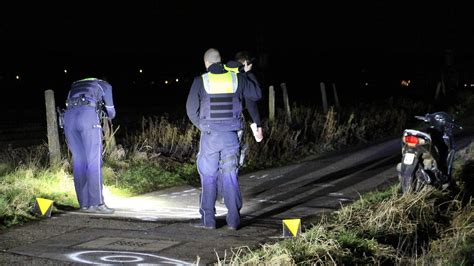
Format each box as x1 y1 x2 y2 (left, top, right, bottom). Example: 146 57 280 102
0 132 472 265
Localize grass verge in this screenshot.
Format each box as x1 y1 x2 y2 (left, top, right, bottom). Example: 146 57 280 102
223 141 474 265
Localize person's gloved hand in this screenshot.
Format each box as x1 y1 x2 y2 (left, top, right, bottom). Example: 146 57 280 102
243 61 253 73
250 123 263 142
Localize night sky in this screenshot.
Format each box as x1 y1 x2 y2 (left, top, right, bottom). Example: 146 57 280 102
1 2 473 113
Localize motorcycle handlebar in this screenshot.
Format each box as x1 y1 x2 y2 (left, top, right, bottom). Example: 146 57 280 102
414 115 463 130
414 115 429 122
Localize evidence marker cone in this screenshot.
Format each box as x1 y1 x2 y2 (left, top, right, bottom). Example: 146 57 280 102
282 218 301 237
33 198 54 218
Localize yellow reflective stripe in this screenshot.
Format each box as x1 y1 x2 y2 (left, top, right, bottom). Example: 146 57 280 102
77 77 98 81
224 65 239 73
202 72 238 94
209 73 233 93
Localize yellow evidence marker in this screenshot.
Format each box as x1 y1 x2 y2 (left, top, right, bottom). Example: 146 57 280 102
282 218 301 237
33 198 54 218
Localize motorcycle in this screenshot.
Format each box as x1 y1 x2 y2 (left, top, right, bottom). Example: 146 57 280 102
396 112 463 194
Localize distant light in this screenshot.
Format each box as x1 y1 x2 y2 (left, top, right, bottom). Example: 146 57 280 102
175 78 179 82
139 69 143 73
401 80 411 87
365 82 368 86
16 75 20 80
464 84 467 87
165 80 168 84
471 84 474 87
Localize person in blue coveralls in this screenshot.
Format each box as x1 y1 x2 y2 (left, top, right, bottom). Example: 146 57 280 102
63 77 116 214
186 48 262 230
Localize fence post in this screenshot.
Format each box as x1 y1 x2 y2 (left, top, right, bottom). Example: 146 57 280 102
332 83 340 108
44 90 61 166
434 81 441 100
320 82 328 113
441 74 446 95
281 82 291 122
269 85 275 122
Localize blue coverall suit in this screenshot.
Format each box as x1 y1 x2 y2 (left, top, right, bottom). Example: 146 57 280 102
186 63 262 228
63 78 116 209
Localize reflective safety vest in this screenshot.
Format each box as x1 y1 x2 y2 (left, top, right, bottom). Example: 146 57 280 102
199 72 243 131
66 78 105 108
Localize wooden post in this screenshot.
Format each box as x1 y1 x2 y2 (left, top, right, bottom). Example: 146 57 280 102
332 83 340 108
320 82 328 113
44 90 61 166
269 85 275 122
441 73 446 95
434 81 441 100
281 82 291 122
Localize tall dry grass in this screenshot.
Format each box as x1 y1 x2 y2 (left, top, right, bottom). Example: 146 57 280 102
225 186 473 265
0 144 76 227
124 115 199 162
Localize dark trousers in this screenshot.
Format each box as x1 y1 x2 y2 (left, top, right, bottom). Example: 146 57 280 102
64 107 104 208
197 131 242 228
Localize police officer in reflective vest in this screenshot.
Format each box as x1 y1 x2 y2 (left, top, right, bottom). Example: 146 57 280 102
64 77 116 214
186 48 262 230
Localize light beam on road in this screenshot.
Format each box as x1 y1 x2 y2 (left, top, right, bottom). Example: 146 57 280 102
101 187 227 219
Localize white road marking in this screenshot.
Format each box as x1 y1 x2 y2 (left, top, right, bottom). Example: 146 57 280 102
257 199 284 204
270 175 283 180
338 198 352 202
316 183 335 188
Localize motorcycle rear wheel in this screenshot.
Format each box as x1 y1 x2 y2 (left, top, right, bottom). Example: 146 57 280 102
401 163 425 194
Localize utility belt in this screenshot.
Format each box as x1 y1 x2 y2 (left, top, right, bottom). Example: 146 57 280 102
66 96 97 108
